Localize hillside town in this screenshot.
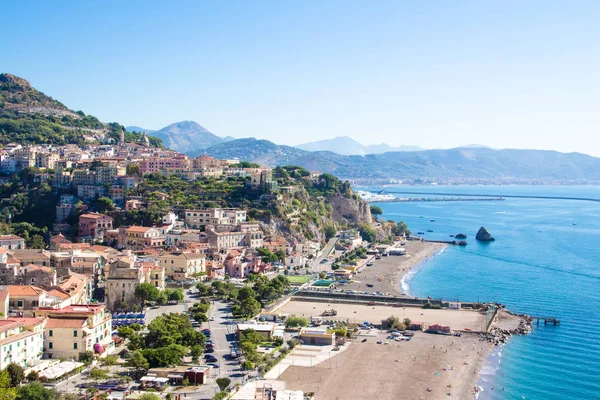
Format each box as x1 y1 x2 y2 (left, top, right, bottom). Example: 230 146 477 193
0 132 386 399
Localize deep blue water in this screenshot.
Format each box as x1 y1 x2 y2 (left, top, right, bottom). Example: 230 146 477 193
368 185 600 400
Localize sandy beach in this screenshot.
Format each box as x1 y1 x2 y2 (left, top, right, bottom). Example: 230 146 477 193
280 331 493 400
341 240 447 296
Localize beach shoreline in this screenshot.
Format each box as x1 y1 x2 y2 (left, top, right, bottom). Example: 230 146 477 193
340 240 448 297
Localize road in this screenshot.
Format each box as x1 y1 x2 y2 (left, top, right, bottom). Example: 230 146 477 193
311 236 339 272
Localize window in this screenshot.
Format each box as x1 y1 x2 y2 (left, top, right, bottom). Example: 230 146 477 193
17 301 23 307
73 330 78 337
48 342 53 349
73 343 78 349
48 330 53 337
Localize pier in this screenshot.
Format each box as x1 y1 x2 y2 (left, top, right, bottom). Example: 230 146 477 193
365 196 505 203
531 316 561 325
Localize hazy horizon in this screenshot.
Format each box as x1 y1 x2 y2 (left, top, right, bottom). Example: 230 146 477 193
4 1 600 156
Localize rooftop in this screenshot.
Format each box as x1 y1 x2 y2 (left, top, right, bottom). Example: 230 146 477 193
45 317 88 329
6 285 47 297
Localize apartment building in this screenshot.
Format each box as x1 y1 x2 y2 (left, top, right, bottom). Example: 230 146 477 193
78 213 113 242
159 252 206 280
35 304 113 360
0 318 46 370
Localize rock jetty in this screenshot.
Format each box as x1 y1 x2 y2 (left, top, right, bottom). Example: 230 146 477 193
475 227 495 241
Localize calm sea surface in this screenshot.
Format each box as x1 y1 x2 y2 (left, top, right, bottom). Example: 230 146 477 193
367 185 600 400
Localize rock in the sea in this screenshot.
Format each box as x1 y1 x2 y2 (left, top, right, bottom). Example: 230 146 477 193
458 240 468 246
455 233 467 239
476 227 495 242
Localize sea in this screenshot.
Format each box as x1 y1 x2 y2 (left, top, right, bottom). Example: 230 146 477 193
367 185 600 400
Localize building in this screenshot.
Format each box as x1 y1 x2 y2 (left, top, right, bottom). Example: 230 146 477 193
205 227 263 251
104 256 144 310
118 226 164 250
299 327 335 346
0 236 25 250
3 286 49 317
236 323 274 341
0 251 57 288
159 252 205 281
139 263 165 289
0 318 46 370
78 213 113 242
184 208 247 229
285 253 305 268
11 249 52 268
35 305 113 360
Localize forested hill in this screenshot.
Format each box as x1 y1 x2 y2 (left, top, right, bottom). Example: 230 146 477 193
204 138 600 183
0 73 162 147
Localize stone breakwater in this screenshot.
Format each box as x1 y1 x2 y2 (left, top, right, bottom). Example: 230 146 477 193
480 311 533 345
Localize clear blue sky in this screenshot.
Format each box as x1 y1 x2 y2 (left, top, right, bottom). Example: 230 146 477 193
3 1 600 155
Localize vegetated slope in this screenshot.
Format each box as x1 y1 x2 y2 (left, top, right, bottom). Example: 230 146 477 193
150 121 228 153
126 126 156 134
0 73 161 147
204 138 600 181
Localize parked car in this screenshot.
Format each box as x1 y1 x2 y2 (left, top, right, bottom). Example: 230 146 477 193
204 348 215 353
205 355 218 362
361 338 368 342
209 316 215 321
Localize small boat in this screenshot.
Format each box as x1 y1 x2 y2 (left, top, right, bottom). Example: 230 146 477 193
419 216 424 218
573 223 577 226
427 230 434 233
417 232 425 235
430 219 435 222
449 235 455 237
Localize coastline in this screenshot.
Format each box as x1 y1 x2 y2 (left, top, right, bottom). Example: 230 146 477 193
392 240 448 296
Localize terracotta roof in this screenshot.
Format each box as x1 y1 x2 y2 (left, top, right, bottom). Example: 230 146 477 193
0 291 8 301
6 285 47 297
47 289 70 300
37 304 105 315
22 264 54 274
9 317 46 327
127 226 153 233
0 235 24 241
80 213 110 219
45 317 88 329
58 243 91 250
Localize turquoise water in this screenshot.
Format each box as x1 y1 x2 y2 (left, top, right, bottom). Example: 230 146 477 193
370 185 600 400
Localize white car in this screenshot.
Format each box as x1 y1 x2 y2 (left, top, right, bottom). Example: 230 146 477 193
209 316 215 321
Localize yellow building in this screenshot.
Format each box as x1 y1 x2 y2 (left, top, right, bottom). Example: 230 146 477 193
299 327 335 346
159 252 205 280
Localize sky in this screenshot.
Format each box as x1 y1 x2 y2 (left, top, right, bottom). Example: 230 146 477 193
2 1 600 155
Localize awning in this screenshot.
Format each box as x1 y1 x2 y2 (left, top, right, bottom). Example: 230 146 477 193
167 373 184 379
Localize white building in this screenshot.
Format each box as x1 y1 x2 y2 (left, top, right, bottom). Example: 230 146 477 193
0 318 46 370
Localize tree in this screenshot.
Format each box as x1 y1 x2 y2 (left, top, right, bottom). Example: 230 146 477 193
126 163 140 176
126 351 149 378
237 286 256 302
6 363 24 387
190 345 203 363
403 317 412 329
358 224 377 243
138 394 161 400
241 360 255 370
141 344 188 368
29 234 44 249
391 220 410 236
318 271 327 279
370 205 383 219
237 297 261 319
88 368 110 382
285 316 308 328
196 283 211 296
96 197 114 213
134 283 160 305
216 377 231 392
240 329 264 345
168 288 184 302
16 382 56 400
26 371 39 382
325 225 337 240
79 350 95 365
0 370 16 400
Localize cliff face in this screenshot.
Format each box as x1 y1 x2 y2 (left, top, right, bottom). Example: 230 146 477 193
329 194 372 225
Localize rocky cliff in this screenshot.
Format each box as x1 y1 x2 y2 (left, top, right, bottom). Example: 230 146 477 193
476 226 495 241
329 194 372 225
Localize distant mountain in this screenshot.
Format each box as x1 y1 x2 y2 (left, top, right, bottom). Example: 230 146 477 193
204 138 600 182
126 126 156 134
150 120 231 153
297 136 422 155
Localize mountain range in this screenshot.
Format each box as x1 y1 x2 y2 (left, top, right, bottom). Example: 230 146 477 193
3 72 600 183
204 138 600 182
297 136 422 155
